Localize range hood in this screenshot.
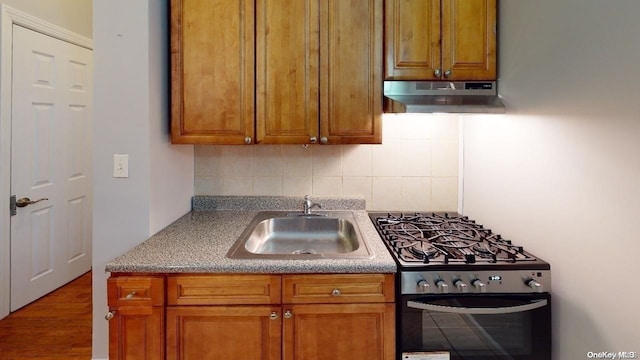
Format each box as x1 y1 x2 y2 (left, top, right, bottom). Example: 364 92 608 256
384 80 505 114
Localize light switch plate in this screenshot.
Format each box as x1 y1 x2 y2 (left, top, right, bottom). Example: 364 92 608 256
113 154 129 178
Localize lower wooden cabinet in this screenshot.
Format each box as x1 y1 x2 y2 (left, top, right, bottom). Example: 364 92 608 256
283 303 395 360
108 306 164 360
167 306 281 360
107 276 165 360
108 273 395 360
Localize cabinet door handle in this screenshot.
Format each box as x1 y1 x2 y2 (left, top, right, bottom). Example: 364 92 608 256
320 137 328 144
244 136 252 144
434 69 441 77
444 69 452 78
125 291 136 299
310 136 317 144
331 288 341 296
105 311 116 320
284 310 292 319
269 311 279 320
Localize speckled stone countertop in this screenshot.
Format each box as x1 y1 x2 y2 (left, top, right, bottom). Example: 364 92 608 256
106 196 397 274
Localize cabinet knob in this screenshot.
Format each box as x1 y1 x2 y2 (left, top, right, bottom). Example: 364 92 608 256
105 311 116 320
444 69 452 78
331 288 341 296
284 310 293 319
310 136 317 144
125 291 136 299
434 69 441 77
244 137 252 144
269 311 279 320
320 137 328 144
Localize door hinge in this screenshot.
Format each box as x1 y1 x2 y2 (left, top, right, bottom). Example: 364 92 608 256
10 195 16 216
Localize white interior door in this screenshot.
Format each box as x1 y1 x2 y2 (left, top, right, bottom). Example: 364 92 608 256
10 24 92 311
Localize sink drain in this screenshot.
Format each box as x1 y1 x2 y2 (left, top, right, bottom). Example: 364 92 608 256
292 249 317 255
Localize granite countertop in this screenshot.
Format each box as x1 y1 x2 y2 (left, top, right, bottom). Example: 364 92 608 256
105 196 397 274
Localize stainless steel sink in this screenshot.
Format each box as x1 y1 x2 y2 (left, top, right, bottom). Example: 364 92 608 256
226 211 372 259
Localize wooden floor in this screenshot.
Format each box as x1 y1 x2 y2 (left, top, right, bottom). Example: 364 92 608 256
0 271 92 360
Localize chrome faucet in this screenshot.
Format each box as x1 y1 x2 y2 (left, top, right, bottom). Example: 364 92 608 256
303 195 322 214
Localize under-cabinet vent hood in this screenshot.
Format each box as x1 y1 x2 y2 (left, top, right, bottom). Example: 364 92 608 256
384 81 506 114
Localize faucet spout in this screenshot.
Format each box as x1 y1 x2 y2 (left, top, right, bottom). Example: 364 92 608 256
303 195 322 214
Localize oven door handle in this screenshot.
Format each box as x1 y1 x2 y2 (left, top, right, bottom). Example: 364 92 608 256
407 299 548 315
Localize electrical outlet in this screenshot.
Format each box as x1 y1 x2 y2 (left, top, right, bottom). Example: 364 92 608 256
113 154 129 178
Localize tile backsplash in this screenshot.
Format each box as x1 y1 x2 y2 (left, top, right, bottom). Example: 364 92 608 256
195 114 460 211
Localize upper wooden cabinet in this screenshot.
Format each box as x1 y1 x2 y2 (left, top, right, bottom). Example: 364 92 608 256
171 0 255 145
318 0 382 144
172 0 382 145
255 0 319 144
384 0 497 81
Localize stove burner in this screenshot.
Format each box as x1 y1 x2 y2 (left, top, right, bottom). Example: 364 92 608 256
371 212 536 265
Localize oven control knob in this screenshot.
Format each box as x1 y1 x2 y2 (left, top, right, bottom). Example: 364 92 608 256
525 279 544 293
416 280 430 293
472 279 487 293
435 279 449 294
453 279 468 293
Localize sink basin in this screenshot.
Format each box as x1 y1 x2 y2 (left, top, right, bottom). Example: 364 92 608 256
226 211 372 259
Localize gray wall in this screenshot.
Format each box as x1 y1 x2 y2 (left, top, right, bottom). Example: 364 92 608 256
463 1 640 359
1 0 92 38
91 0 193 358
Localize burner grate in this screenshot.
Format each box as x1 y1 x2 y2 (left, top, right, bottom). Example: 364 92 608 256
372 212 536 264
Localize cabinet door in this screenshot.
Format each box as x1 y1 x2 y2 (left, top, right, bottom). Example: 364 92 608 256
256 0 319 144
108 306 164 360
171 0 255 144
283 303 395 360
441 0 497 80
320 0 382 144
384 0 441 80
166 306 281 360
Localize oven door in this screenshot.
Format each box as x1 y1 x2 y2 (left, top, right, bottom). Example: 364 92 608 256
400 294 551 360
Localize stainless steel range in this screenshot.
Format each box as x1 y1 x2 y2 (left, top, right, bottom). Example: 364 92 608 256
369 212 552 360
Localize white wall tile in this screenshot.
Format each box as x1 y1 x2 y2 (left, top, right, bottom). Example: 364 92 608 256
223 176 253 195
371 177 402 210
401 177 431 211
223 146 253 177
343 177 373 205
431 177 458 211
194 175 223 195
431 114 460 139
399 114 433 139
312 145 342 176
254 145 283 176
342 145 372 176
372 138 402 176
312 176 342 195
194 114 460 210
194 145 223 176
283 145 313 177
431 139 459 177
401 139 431 176
283 176 313 196
381 114 403 140
254 176 283 196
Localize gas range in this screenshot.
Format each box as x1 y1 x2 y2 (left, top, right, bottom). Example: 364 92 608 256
368 212 551 294
369 212 552 359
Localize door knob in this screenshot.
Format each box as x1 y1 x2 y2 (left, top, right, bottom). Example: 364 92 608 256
15 197 48 208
